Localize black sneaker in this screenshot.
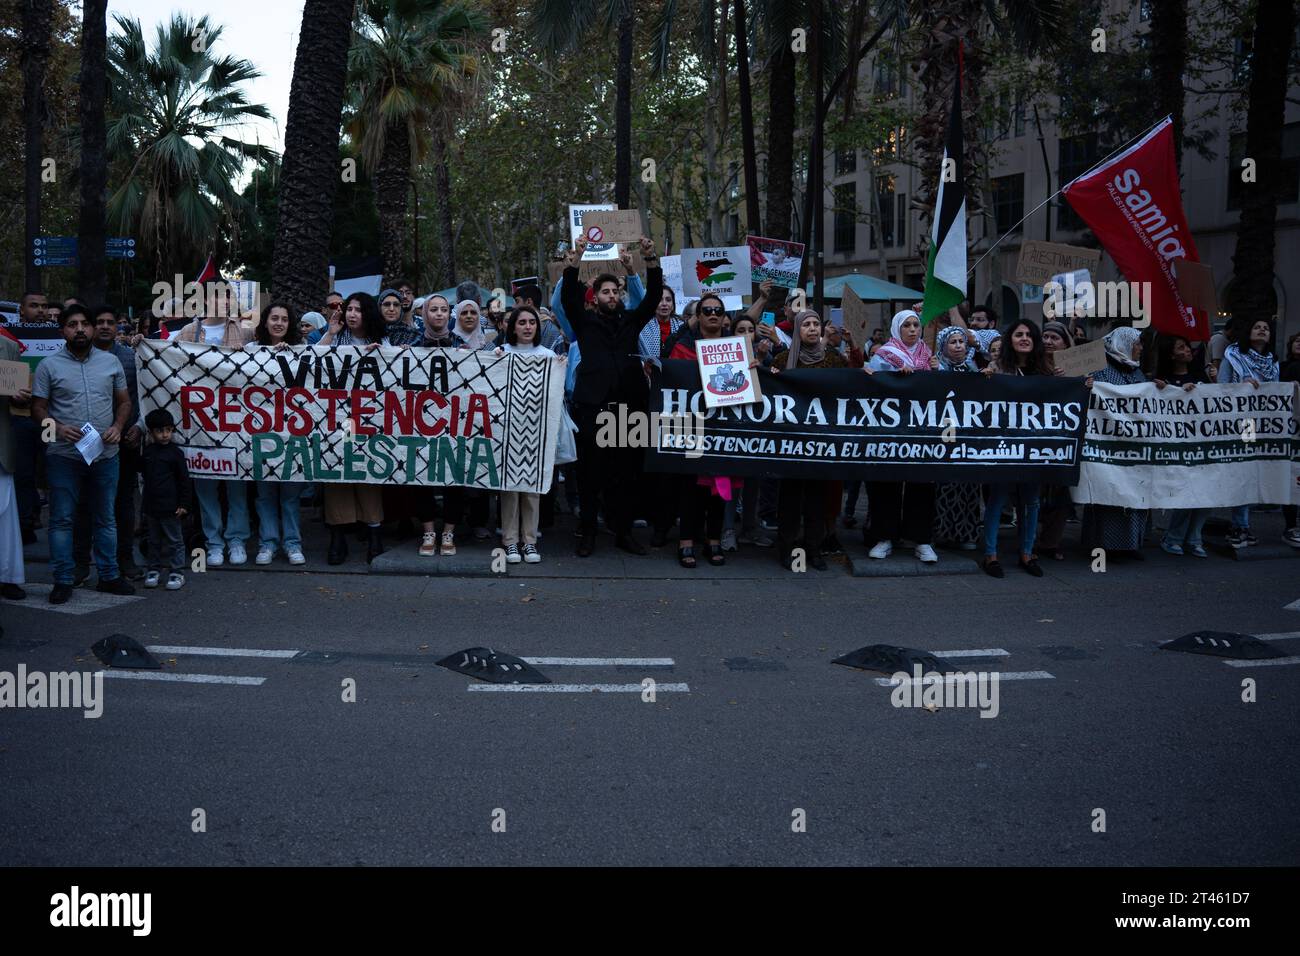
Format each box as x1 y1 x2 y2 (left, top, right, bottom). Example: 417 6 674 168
72 566 91 588
96 577 136 596
0 584 26 600
49 584 73 604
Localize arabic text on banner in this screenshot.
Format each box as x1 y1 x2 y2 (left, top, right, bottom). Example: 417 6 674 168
1073 381 1300 508
648 361 1087 483
137 341 566 493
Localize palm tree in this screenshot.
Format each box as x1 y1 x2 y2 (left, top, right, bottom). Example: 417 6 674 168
1149 0 1187 171
532 0 636 207
22 0 54 294
347 0 489 286
1229 0 1297 331
78 0 109 304
105 14 274 280
272 0 356 319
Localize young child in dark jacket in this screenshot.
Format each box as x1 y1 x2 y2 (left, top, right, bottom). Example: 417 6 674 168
140 409 193 590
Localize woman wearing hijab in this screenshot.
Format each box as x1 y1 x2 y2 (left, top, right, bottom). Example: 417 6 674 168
1153 335 1210 556
299 311 327 343
420 294 456 348
319 294 386 563
1079 325 1149 560
1036 320 1076 560
931 326 984 551
979 320 1054 577
378 288 422 346
971 329 1002 370
862 309 938 563
450 299 492 350
1217 318 1280 548
771 310 848 571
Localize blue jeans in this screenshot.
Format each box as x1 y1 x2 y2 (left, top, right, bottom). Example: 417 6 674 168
47 454 120 585
1163 509 1208 548
984 482 1040 558
1231 505 1251 530
194 479 250 551
256 481 304 551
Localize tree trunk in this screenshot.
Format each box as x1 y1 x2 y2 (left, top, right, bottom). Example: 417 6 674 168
375 120 411 286
271 0 354 319
764 40 796 241
614 1 634 208
22 0 53 295
78 0 109 304
432 132 456 286
1229 0 1296 330
733 0 761 240
1149 0 1187 171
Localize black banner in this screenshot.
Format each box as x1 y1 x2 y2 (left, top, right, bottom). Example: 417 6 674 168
648 361 1088 483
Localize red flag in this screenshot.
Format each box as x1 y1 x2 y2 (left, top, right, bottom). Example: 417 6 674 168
193 254 219 285
1062 118 1209 340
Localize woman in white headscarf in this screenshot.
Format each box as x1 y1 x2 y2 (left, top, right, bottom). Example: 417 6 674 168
450 299 491 350
863 309 939 563
1080 325 1148 558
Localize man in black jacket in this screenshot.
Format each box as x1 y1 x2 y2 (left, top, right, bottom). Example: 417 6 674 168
561 235 662 556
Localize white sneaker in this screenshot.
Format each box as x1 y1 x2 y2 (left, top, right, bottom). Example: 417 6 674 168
286 547 306 565
721 529 738 552
166 573 185 590
206 547 224 567
255 546 275 565
228 543 247 565
869 540 893 559
144 571 161 588
523 544 541 564
915 544 939 563
505 544 522 564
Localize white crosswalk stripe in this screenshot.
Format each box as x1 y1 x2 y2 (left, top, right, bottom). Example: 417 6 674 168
469 682 690 694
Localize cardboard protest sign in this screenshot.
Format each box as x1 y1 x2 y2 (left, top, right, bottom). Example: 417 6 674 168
137 341 565 493
547 250 645 287
840 285 871 345
1174 259 1217 313
682 246 752 298
661 255 685 305
746 236 804 289
569 203 619 261
583 210 642 245
1050 337 1107 378
1014 240 1102 285
1045 269 1095 319
696 335 761 409
0 359 31 397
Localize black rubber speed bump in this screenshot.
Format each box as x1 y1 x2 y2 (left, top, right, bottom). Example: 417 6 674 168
1159 631 1285 660
437 647 551 684
833 644 960 674
91 634 162 669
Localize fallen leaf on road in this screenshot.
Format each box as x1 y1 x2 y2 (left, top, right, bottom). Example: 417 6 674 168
418 644 428 651
521 594 535 603
1037 618 1054 623
923 704 939 713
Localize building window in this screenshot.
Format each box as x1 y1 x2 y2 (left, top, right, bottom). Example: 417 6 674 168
1014 93 1026 138
836 147 857 176
1139 0 1153 21
873 177 896 248
1058 133 1099 231
728 161 740 200
1228 123 1300 210
896 191 907 248
834 183 856 254
991 174 1024 236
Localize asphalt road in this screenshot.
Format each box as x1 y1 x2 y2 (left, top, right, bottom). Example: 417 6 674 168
2 533 1298 866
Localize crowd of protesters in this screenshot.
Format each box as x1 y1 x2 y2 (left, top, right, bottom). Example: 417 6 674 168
3 241 1298 605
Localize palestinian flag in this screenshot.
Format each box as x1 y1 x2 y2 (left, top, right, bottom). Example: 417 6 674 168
921 52 967 325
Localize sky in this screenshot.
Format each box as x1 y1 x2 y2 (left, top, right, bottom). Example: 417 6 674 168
107 0 304 156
